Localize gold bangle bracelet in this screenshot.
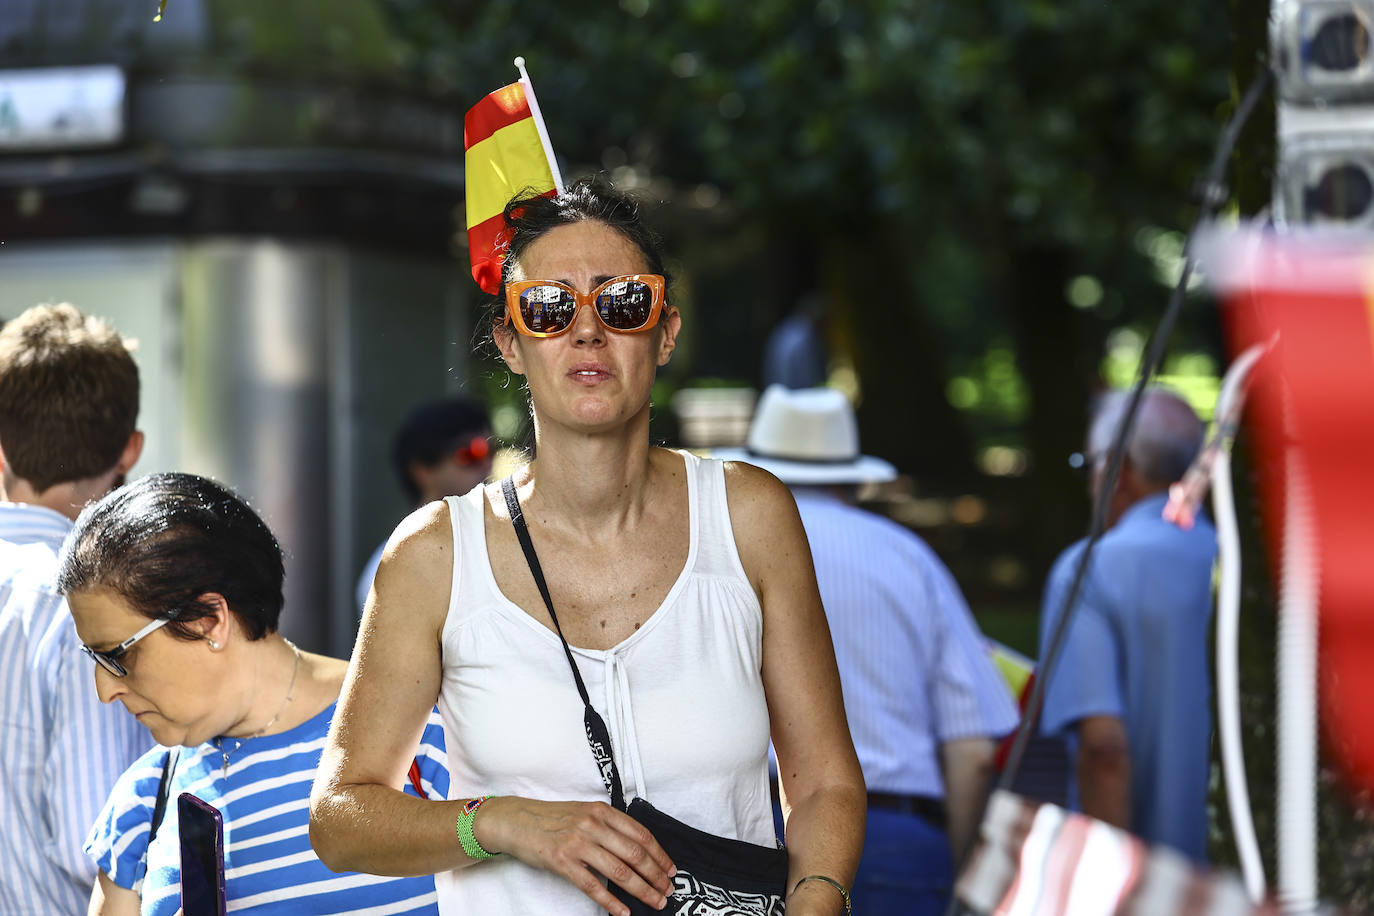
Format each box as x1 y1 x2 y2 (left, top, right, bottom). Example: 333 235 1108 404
793 874 852 915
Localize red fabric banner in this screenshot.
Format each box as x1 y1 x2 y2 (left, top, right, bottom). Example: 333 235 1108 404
1217 232 1374 797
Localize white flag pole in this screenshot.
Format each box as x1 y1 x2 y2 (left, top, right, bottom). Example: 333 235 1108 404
515 56 565 194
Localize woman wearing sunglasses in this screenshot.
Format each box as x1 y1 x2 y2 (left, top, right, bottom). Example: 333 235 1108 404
310 178 865 916
56 472 449 915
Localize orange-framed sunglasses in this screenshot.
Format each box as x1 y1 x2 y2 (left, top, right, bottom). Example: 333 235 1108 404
504 274 667 338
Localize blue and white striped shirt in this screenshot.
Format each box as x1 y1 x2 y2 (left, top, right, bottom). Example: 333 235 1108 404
793 490 1020 798
0 502 153 915
85 702 450 914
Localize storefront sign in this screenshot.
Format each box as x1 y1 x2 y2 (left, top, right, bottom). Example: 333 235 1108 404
0 65 125 150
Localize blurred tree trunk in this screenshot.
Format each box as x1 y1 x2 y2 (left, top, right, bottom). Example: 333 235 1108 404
1004 241 1101 578
822 229 978 488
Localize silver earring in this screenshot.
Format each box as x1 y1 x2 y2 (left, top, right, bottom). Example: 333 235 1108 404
207 639 220 650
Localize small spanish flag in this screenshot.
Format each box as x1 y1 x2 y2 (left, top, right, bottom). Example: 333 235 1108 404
464 58 563 295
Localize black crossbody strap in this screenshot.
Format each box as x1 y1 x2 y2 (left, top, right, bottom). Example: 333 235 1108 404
501 477 626 811
149 745 180 843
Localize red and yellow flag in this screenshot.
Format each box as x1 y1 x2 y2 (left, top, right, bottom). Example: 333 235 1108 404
464 60 563 295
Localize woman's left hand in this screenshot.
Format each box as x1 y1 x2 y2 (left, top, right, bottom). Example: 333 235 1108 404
474 795 677 916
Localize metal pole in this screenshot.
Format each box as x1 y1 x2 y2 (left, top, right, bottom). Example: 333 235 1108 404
1276 450 1318 913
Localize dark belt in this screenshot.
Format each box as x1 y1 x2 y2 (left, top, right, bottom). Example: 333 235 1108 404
866 791 947 827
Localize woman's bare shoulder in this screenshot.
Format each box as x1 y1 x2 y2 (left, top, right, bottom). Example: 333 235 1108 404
383 500 455 568
367 500 457 630
720 459 798 526
720 458 809 593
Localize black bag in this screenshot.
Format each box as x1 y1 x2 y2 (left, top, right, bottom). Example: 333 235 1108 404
502 478 789 915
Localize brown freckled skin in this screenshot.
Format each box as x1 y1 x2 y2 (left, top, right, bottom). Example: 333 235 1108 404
483 449 690 649
721 459 866 903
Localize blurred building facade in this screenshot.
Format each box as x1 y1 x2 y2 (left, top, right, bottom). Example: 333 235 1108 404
0 0 473 656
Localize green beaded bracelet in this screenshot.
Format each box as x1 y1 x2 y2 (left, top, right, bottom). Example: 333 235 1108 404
456 795 498 860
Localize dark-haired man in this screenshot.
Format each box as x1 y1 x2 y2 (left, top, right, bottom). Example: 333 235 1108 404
0 304 151 913
355 396 493 614
1038 387 1217 861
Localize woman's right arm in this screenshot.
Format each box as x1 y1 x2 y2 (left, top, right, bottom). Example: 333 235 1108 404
310 502 479 875
308 502 676 915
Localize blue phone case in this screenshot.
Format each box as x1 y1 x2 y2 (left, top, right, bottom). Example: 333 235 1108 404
177 793 227 916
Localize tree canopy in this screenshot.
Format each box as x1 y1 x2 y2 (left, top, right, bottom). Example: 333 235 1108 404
373 0 1233 578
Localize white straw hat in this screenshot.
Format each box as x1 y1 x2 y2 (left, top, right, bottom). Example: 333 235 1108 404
713 385 898 485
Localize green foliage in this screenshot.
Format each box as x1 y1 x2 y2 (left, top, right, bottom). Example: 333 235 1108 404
205 0 400 78
401 3 1219 394
946 344 1030 424
374 0 1238 583
380 0 1229 231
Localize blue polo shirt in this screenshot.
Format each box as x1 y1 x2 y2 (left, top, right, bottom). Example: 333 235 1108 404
1038 493 1217 862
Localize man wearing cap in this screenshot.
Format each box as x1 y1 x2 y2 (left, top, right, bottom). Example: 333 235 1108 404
720 385 1019 916
356 396 493 615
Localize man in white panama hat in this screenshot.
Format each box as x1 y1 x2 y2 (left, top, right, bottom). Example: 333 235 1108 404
717 385 1019 916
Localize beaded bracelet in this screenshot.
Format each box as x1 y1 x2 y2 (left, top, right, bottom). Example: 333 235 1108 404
455 795 498 860
793 874 852 915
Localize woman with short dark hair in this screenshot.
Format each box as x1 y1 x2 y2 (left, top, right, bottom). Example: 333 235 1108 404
59 472 448 915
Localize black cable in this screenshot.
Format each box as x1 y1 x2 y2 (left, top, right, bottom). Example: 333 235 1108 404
945 64 1273 914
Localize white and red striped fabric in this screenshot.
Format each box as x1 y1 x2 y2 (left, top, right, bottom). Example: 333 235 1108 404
956 791 1279 916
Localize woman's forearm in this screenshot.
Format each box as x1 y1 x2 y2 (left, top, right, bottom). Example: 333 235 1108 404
311 789 678 915
781 782 867 915
309 783 474 876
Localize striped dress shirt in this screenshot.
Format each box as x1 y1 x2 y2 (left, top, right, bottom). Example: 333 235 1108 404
792 490 1019 799
0 502 152 914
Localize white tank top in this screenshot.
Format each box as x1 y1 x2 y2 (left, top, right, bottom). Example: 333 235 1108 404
433 451 776 914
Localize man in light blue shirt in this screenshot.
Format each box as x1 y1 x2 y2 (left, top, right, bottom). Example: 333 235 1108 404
722 386 1019 916
0 304 151 913
1038 388 1217 862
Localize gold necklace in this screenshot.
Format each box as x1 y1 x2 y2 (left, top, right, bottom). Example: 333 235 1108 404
219 640 301 776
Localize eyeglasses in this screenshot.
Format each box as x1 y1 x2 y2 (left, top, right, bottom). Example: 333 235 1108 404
453 434 491 467
81 615 175 678
504 274 666 338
